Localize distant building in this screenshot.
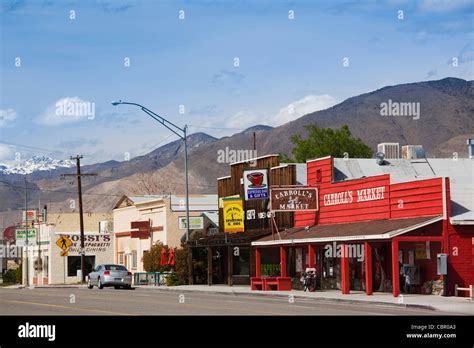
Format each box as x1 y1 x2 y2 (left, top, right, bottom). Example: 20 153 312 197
21 212 113 285
112 195 218 273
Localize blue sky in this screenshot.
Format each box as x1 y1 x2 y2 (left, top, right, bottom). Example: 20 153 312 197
1 0 473 164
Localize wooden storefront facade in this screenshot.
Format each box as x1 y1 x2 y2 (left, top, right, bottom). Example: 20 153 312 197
186 154 299 286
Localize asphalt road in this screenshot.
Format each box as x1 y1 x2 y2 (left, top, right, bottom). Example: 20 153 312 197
0 287 454 315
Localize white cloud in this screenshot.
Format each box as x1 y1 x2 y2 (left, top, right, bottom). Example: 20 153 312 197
270 94 337 126
224 110 264 130
223 94 338 131
0 108 17 127
0 143 16 164
37 97 96 125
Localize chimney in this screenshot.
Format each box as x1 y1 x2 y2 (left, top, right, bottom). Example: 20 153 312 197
377 143 399 159
401 145 425 160
468 138 474 159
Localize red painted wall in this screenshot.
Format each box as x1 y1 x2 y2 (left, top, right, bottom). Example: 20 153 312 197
447 224 474 296
295 157 444 227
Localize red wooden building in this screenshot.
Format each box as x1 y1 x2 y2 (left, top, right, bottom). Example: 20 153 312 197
252 156 474 297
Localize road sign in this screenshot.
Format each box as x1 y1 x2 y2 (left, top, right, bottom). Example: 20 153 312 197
60 250 68 257
56 235 72 251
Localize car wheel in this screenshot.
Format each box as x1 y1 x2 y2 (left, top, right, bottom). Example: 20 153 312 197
98 278 104 289
87 278 93 289
125 284 132 289
114 285 120 289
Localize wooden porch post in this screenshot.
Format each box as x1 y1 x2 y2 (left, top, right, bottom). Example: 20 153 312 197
308 244 315 268
227 245 233 286
207 247 212 286
187 246 194 285
365 242 372 295
280 246 287 277
255 248 261 277
391 239 400 297
341 243 350 294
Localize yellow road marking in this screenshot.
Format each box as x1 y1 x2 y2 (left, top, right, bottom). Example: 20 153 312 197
0 299 131 315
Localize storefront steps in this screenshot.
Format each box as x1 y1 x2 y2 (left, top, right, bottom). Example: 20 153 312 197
134 284 474 315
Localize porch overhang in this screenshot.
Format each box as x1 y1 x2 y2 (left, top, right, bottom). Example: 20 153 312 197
252 215 443 246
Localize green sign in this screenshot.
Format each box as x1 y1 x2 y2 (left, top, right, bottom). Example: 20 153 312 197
15 228 37 239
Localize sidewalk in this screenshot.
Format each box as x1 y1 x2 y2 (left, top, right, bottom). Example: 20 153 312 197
135 284 474 315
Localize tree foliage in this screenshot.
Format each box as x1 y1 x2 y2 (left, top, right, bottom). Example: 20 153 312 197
287 124 373 162
142 242 190 286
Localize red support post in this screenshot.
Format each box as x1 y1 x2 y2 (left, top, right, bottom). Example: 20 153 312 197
391 239 400 297
341 243 350 294
308 244 315 268
365 242 373 295
280 246 287 277
255 248 261 278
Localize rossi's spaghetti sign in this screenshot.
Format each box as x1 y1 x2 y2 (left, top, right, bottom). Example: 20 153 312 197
323 186 386 206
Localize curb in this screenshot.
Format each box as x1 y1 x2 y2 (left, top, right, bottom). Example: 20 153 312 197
135 286 437 311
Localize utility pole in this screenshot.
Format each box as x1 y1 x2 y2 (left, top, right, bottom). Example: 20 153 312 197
61 155 97 283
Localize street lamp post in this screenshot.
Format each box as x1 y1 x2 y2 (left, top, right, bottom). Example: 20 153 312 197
111 101 191 242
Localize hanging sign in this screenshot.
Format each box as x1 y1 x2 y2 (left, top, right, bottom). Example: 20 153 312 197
223 198 245 233
243 169 269 200
270 187 318 211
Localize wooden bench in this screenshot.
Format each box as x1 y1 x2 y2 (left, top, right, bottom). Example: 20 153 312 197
250 277 264 290
455 284 473 300
263 277 292 291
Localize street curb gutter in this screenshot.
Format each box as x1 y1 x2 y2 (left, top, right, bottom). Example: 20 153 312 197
136 286 437 311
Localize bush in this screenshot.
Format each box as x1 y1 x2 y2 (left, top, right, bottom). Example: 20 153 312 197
3 269 17 284
16 265 22 283
165 272 181 286
142 242 172 273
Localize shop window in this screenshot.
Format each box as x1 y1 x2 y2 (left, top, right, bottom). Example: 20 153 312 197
132 250 137 269
261 248 280 276
322 255 336 278
67 256 95 277
118 253 124 265
233 247 250 276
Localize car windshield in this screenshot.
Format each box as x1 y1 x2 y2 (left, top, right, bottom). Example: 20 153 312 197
105 265 127 271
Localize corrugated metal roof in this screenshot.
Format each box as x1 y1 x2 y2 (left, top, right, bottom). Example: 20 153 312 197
203 211 219 226
170 194 218 212
128 195 165 204
333 158 474 222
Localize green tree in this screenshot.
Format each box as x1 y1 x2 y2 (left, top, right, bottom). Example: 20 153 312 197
286 124 372 162
142 242 171 273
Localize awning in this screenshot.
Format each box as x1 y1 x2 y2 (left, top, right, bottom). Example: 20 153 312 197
252 215 443 246
187 229 272 247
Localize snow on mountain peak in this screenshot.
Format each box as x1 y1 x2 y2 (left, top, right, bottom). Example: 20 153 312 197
0 156 75 175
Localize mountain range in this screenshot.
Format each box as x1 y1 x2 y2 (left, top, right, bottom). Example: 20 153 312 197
1 77 473 227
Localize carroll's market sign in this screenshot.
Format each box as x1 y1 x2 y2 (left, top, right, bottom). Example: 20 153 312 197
270 188 318 211
323 186 386 206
